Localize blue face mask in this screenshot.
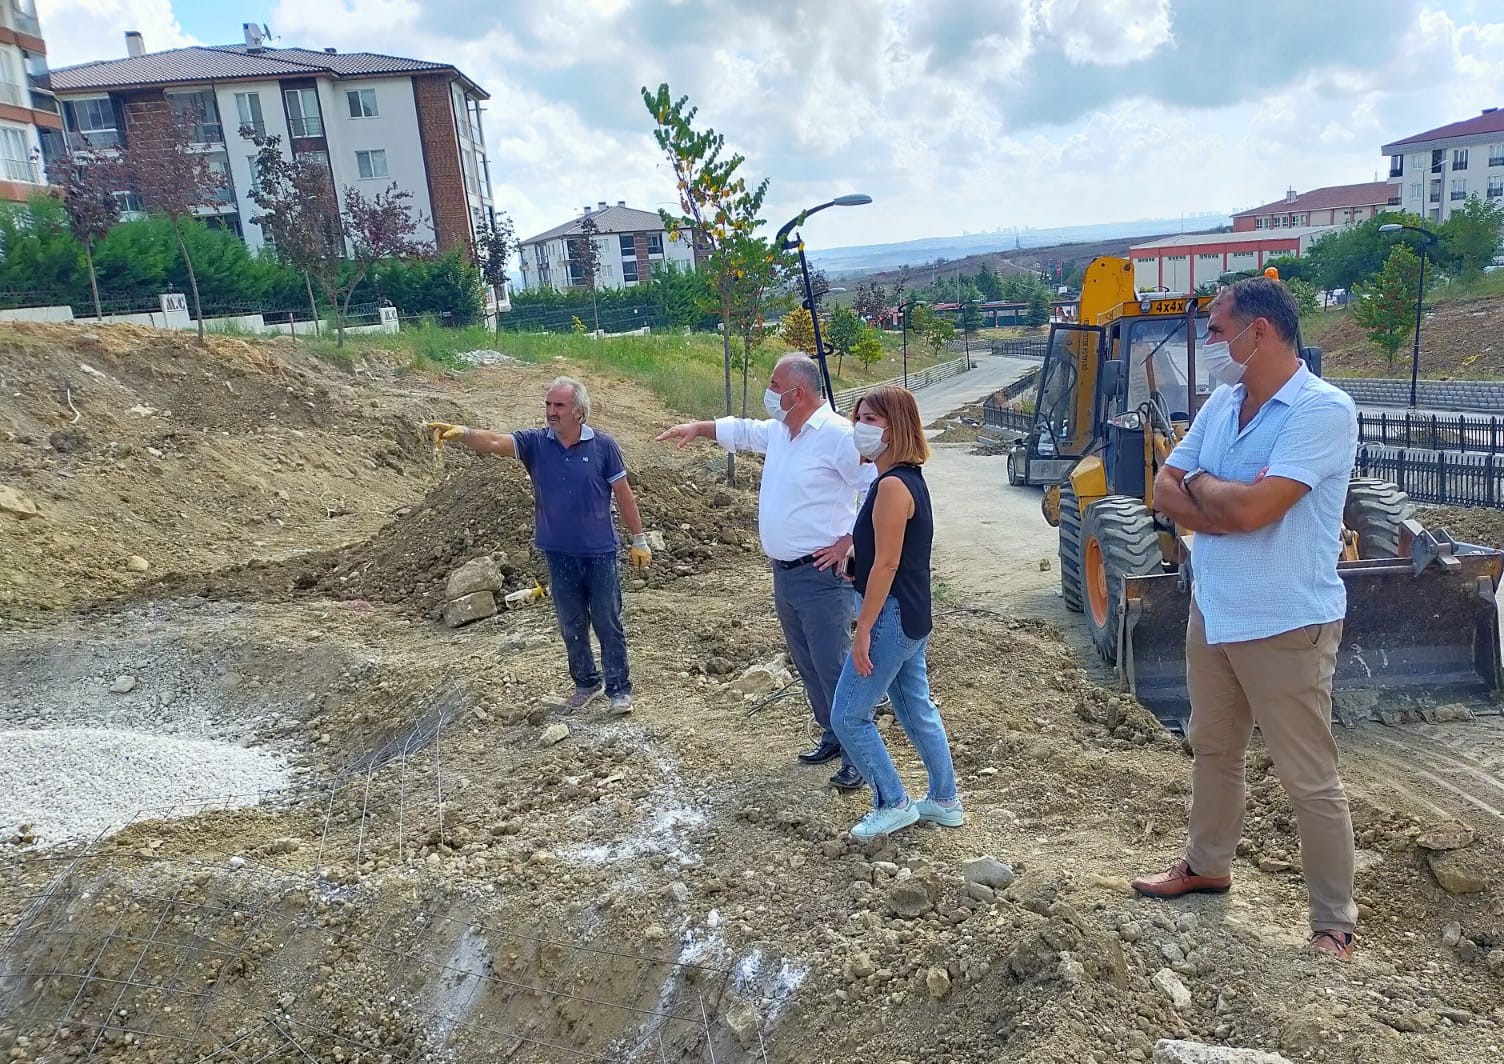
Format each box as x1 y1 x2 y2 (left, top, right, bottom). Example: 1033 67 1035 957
1201 322 1256 386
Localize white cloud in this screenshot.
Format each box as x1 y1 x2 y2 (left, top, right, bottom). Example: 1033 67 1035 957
37 0 1504 252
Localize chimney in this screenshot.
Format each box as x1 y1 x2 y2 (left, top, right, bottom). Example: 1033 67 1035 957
582 206 591 214
1285 187 1297 204
617 200 625 207
324 47 337 54
243 22 263 49
125 31 145 58
597 201 607 210
1485 107 1499 115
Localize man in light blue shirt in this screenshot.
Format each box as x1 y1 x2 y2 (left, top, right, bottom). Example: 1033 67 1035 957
1130 277 1361 961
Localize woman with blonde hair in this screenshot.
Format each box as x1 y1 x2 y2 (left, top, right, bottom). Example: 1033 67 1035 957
831 385 960 840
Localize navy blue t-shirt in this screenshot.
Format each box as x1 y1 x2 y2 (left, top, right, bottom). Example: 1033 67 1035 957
511 425 626 556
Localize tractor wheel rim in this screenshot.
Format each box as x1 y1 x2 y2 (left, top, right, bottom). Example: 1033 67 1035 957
1085 536 1109 628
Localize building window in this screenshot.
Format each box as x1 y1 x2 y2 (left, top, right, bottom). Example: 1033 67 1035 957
1489 177 1503 199
296 149 329 169
346 89 378 119
461 150 478 195
1451 178 1468 201
167 89 222 143
0 125 36 183
1254 217 1266 230
646 232 664 256
618 234 635 257
1490 144 1504 167
112 190 143 215
63 96 120 148
1429 178 1442 204
245 155 261 192
622 257 638 284
235 92 264 136
1389 154 1403 178
284 88 323 138
355 149 388 179
1453 148 1469 170
1409 182 1422 200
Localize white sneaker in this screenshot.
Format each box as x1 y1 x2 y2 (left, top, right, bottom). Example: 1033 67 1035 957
914 797 964 828
608 693 633 716
851 800 920 840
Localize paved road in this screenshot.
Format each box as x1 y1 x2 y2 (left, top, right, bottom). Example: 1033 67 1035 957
911 355 1039 424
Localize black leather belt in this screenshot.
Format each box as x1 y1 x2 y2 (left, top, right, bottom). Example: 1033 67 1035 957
773 553 818 570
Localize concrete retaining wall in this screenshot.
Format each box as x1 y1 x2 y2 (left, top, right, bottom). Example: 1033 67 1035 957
1330 377 1504 413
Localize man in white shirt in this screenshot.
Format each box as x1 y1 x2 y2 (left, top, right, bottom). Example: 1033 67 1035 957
658 354 876 789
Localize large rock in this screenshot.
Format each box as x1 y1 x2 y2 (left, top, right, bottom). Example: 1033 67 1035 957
443 590 498 628
1154 1041 1294 1064
446 557 504 600
1428 849 1490 894
888 880 931 918
730 660 792 696
961 856 1015 890
1151 968 1192 1009
0 485 39 520
1417 822 1475 852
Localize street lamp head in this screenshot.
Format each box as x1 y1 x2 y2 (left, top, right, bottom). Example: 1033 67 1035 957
1378 223 1403 234
831 194 873 207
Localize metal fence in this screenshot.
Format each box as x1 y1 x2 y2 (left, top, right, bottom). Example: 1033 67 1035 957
500 302 668 334
981 389 1036 434
1357 412 1504 455
991 337 1049 360
1355 445 1504 509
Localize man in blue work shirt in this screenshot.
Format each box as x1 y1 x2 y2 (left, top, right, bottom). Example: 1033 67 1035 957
426 376 651 715
1130 277 1361 961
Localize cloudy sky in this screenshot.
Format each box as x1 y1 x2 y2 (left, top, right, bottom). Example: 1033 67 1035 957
36 0 1504 252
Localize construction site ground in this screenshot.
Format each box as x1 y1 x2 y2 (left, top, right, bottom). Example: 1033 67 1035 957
3 322 1504 1063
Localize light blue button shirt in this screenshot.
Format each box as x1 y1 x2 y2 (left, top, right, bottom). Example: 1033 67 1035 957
1166 365 1358 645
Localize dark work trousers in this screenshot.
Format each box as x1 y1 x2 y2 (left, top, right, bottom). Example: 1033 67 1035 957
545 551 631 697
772 559 854 769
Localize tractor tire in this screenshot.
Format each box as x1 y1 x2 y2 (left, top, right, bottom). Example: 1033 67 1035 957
1007 448 1025 487
1344 477 1416 560
1081 495 1162 665
1059 484 1085 613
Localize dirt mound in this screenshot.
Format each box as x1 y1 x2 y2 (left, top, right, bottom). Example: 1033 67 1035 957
146 457 762 614
1313 292 1504 380
927 401 987 443
1418 505 1504 548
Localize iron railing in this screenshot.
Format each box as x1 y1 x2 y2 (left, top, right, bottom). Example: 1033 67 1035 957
991 337 1049 360
1355 445 1504 509
1357 412 1504 455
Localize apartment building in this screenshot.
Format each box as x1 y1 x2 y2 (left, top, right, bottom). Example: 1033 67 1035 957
0 0 62 201
1383 108 1504 223
1231 182 1396 232
517 203 697 293
45 26 494 251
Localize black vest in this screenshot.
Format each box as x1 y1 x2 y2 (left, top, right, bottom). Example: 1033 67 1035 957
853 464 933 640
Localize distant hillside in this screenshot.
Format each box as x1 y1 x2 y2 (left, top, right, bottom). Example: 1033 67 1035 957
810 214 1231 276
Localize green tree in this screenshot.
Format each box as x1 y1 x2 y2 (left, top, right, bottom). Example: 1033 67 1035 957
725 235 789 415
1352 244 1423 372
852 280 888 323
643 260 716 329
1261 254 1309 283
826 302 862 375
1286 277 1320 318
974 262 1004 301
907 302 934 335
645 82 771 484
852 326 884 372
570 213 603 332
924 317 954 355
0 195 85 305
1304 212 1426 293
474 212 517 319
61 151 126 320
780 307 816 354
1025 287 1051 327
1438 196 1504 278
960 299 983 337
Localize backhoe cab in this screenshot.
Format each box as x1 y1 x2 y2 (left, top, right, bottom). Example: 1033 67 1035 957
1030 257 1503 730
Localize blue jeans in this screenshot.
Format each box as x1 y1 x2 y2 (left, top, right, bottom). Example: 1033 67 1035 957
546 552 630 696
772 560 854 769
831 593 957 809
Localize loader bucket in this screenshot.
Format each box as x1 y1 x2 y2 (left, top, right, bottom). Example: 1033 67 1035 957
1120 535 1504 732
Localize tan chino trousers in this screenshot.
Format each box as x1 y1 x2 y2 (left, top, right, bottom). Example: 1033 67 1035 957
1184 600 1358 934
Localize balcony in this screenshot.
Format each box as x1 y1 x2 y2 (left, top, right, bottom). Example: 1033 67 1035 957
1429 193 1441 205
1451 190 1468 201
1388 166 1403 178
189 122 224 145
287 116 324 139
65 130 122 150
1431 162 1445 174
11 5 40 36
0 81 23 108
1491 156 1504 168
1 156 39 183
1386 196 1402 206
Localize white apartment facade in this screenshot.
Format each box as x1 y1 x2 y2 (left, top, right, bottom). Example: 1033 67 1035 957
517 203 697 293
0 0 62 202
46 27 493 253
1383 108 1504 224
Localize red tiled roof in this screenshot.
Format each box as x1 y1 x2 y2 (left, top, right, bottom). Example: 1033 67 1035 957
46 44 485 98
1232 181 1395 220
1383 108 1504 151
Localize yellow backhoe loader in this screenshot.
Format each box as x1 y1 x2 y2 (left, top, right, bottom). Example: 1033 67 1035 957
1032 257 1504 729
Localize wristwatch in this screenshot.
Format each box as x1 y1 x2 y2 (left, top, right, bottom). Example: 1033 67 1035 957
1181 468 1206 495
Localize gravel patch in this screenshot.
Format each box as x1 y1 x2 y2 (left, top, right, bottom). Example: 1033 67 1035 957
0 727 291 845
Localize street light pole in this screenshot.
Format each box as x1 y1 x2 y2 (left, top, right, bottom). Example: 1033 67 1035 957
898 297 921 389
774 194 872 410
1378 222 1440 409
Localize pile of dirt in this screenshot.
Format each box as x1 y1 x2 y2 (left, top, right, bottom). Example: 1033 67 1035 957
1314 292 1503 379
1417 505 1504 548
144 457 763 614
928 402 987 443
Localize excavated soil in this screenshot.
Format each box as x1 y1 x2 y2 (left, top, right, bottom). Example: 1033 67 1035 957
927 402 987 443
1418 505 1504 549
4 323 1504 1064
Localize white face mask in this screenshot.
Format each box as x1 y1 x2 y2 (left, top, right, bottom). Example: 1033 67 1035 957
853 421 888 460
763 387 788 422
1201 322 1256 387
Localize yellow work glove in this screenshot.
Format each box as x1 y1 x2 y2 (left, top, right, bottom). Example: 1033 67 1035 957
423 421 468 446
629 533 652 570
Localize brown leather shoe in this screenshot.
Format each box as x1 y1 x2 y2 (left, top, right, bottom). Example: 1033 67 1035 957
1131 859 1232 898
1311 929 1355 960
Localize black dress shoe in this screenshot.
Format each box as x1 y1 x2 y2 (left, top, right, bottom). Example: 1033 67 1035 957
798 739 842 765
829 765 865 791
